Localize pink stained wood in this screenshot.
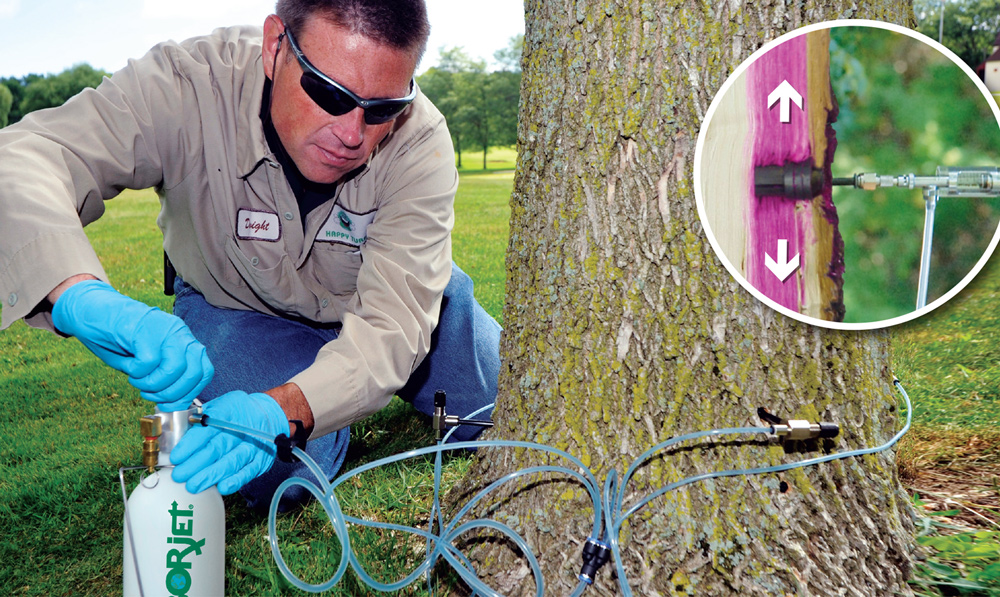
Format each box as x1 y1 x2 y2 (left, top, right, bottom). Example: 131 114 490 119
745 34 814 312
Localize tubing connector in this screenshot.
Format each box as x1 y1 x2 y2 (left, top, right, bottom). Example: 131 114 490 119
432 390 494 442
139 415 162 473
275 420 309 463
758 407 839 441
433 391 460 442
578 538 612 585
771 420 839 441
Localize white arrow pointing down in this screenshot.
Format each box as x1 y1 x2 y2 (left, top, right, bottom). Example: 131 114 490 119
765 239 800 282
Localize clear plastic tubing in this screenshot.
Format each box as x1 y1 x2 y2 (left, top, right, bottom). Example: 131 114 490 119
204 379 911 596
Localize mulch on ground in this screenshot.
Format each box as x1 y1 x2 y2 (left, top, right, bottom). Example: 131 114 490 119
900 428 1000 531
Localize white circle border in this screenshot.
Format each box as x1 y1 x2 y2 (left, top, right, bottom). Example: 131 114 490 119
693 19 1000 331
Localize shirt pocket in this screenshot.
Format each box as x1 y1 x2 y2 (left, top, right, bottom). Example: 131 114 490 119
309 242 363 298
224 235 319 319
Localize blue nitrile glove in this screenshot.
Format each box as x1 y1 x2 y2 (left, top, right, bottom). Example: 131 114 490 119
51 279 213 411
170 391 291 495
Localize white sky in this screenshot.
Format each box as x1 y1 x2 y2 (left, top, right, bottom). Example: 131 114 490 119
0 0 525 79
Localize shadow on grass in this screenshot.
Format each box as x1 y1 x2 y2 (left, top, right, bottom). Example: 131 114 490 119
344 397 436 469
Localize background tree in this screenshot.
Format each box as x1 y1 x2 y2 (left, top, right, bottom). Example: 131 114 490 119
420 48 485 168
19 63 108 116
0 65 107 126
419 45 522 169
457 1 920 595
914 0 1000 69
418 66 465 165
2 73 40 125
436 45 485 74
0 84 12 128
484 70 520 152
487 34 526 157
494 34 525 73
451 69 492 170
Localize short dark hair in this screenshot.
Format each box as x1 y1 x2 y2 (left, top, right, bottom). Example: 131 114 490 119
276 0 430 60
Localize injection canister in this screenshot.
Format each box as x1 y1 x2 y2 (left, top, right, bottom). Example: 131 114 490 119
123 406 225 596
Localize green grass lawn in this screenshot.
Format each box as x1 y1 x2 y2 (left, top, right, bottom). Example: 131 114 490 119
455 145 517 174
1 164 997 594
894 256 1000 428
451 171 512 322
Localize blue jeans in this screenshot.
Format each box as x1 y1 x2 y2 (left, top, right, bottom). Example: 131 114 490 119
172 263 501 510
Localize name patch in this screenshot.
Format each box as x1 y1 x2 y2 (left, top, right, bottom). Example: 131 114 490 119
236 209 280 241
317 207 375 247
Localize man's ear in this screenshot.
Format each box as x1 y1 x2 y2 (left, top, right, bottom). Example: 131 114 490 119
262 14 285 79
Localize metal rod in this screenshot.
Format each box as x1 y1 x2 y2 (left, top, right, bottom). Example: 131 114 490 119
916 187 939 309
120 465 150 597
939 0 945 44
457 418 494 428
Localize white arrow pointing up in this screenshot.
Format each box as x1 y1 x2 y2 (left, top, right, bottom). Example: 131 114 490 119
765 239 800 282
767 80 803 123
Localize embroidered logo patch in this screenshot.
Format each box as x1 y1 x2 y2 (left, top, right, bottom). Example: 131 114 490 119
236 209 280 241
317 207 375 246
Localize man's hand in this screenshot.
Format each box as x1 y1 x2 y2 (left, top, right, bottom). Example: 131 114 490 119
51 279 213 411
170 391 291 494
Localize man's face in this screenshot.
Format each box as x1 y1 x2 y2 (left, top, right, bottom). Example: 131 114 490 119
263 15 418 185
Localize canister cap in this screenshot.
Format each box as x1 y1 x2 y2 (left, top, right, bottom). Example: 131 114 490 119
139 415 162 437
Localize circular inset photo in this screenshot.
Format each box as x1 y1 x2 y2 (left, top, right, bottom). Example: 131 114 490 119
694 20 1000 330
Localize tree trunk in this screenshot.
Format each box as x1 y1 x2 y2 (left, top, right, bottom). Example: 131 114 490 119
483 86 491 171
456 2 919 596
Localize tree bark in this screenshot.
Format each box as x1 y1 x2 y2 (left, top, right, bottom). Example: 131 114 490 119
460 2 918 595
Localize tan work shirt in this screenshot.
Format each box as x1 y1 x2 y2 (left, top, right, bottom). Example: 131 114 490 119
0 26 457 438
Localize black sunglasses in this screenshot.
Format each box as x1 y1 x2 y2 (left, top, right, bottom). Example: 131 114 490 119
282 27 416 125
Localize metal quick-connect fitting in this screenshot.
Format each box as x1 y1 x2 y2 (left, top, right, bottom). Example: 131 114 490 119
772 419 839 440
140 415 162 473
